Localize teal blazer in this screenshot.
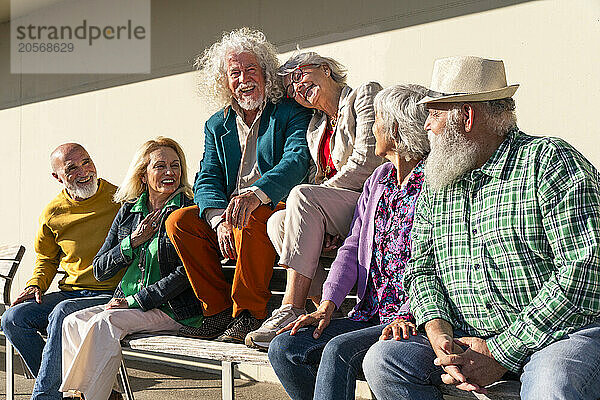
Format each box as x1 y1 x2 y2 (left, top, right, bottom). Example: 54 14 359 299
194 99 311 217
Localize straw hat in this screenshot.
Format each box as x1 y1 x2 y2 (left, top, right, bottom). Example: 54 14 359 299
418 56 519 104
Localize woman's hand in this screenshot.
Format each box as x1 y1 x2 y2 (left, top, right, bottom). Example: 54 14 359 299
322 233 343 253
105 298 129 310
130 209 161 248
277 300 336 339
379 318 418 341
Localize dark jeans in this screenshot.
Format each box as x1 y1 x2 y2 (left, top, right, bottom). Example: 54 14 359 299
362 323 600 400
268 317 382 400
1 290 112 400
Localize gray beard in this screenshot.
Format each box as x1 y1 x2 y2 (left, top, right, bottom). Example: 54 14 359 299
424 119 481 192
68 175 99 200
237 95 263 111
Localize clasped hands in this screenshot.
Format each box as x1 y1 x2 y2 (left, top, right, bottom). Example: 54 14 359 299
429 330 507 394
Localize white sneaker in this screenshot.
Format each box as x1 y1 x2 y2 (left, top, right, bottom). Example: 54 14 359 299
245 304 306 350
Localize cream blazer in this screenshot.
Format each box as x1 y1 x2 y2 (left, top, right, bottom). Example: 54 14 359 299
306 82 383 192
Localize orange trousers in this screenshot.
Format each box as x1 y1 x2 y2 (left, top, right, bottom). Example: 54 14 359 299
165 203 284 319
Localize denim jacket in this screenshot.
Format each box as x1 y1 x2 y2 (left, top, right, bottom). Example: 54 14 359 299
93 193 203 321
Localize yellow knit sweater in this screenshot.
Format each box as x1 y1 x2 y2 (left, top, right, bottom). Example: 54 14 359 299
26 178 123 292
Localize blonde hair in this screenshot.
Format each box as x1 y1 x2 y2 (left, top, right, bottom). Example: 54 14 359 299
113 137 193 203
194 27 284 111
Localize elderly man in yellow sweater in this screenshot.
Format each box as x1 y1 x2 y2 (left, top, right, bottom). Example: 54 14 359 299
1 143 123 400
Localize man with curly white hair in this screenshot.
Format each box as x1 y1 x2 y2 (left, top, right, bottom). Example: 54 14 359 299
166 27 311 343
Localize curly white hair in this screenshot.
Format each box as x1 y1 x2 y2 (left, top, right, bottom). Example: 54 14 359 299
194 27 284 110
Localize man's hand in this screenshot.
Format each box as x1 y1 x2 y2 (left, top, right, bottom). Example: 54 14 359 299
322 233 343 253
425 319 481 392
131 209 161 248
380 318 418 340
217 221 237 260
277 300 336 339
435 336 507 392
225 192 261 229
11 285 42 306
105 298 129 309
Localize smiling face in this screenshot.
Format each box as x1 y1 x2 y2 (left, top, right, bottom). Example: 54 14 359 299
52 144 98 200
142 146 181 199
226 52 266 111
285 64 333 111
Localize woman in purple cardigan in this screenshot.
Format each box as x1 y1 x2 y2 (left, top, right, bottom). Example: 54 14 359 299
268 84 431 400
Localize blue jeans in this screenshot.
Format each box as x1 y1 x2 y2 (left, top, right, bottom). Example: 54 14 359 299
363 322 600 400
1 290 113 400
268 317 383 400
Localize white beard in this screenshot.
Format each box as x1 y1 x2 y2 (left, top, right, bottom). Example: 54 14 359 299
235 83 264 111
424 115 481 192
67 175 98 200
237 95 262 111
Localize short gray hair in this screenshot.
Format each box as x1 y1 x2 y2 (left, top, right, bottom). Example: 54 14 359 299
278 51 347 86
374 84 430 160
447 98 517 136
194 27 284 110
479 98 517 136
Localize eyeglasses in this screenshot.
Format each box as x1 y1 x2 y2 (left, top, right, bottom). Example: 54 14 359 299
285 64 320 99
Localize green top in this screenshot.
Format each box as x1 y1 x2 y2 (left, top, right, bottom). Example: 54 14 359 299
120 191 203 327
405 129 600 373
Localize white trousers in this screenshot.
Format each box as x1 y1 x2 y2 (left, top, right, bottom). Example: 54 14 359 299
60 305 182 400
267 184 360 297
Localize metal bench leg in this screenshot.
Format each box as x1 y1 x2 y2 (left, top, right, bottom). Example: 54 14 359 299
6 339 14 400
119 359 135 400
222 361 235 400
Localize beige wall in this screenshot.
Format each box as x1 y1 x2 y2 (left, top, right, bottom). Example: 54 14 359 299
1 0 599 296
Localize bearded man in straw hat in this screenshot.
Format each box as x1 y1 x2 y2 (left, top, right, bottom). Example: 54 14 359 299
362 56 600 399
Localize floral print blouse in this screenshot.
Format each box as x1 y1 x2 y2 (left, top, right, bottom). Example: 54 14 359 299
350 160 424 324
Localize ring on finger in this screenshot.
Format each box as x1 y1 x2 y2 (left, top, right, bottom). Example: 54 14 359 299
151 222 158 229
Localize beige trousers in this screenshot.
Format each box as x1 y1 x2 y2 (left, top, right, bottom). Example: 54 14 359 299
60 305 182 400
267 184 360 297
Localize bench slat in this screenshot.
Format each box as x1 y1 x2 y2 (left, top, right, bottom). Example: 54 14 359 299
0 245 25 261
122 334 270 365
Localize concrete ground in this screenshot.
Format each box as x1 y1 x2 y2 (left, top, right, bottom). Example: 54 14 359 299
0 339 289 400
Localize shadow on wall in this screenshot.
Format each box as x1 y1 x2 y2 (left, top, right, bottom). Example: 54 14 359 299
0 0 532 109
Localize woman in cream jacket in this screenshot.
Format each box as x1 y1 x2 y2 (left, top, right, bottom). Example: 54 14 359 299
246 52 382 350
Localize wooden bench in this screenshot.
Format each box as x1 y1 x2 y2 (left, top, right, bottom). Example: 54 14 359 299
118 260 521 400
0 246 521 399
121 332 521 400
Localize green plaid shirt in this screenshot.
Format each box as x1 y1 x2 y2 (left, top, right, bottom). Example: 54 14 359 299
405 129 600 373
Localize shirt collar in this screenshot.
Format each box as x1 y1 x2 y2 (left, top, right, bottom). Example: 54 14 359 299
131 191 182 214
477 127 520 180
